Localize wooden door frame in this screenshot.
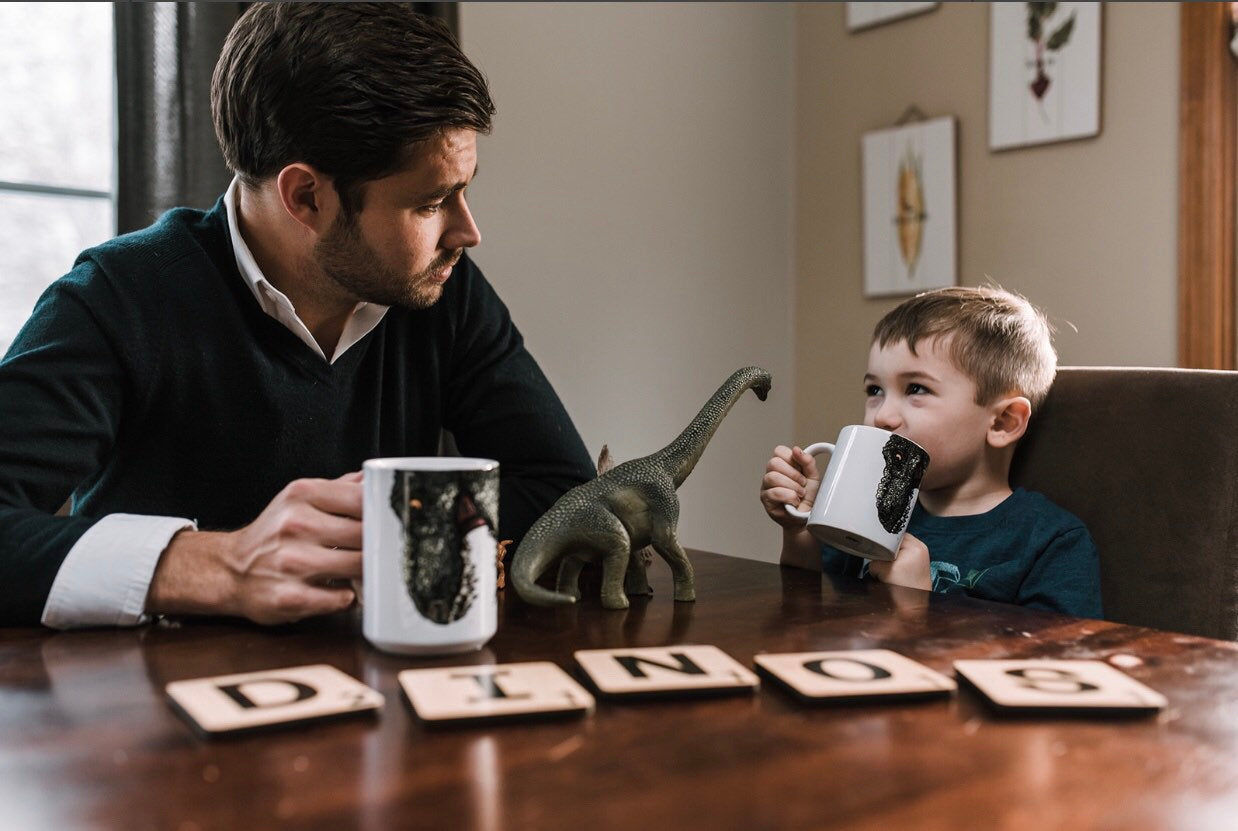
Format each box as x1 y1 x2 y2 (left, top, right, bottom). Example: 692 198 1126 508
1179 2 1236 369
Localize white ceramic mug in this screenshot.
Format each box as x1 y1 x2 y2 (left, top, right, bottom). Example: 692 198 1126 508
362 457 499 655
784 425 929 562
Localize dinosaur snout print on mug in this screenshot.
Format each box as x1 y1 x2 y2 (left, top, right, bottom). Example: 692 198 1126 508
362 457 500 655
784 426 929 562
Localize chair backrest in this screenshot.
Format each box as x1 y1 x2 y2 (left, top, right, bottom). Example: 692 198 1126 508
1010 367 1238 640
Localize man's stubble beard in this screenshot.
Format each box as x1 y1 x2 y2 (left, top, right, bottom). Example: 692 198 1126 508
314 213 459 310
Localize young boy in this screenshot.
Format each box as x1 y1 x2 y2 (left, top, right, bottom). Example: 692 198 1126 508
759 286 1102 618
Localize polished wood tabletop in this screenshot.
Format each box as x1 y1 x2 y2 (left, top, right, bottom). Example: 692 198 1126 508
2 550 1237 831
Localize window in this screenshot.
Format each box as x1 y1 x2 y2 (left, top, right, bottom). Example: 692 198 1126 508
0 2 115 355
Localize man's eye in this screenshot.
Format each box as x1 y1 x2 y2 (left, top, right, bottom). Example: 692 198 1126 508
419 202 444 215
865 385 882 397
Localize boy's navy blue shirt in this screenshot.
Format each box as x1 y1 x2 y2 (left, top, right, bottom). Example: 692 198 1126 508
822 488 1103 618
0 198 596 625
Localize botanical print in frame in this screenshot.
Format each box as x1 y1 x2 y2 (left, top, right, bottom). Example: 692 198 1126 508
861 116 957 298
846 2 939 31
989 2 1102 150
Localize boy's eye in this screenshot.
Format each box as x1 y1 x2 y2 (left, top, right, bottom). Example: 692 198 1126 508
906 383 930 395
865 384 882 397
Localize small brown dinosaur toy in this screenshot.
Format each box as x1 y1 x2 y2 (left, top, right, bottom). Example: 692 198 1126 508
510 366 772 609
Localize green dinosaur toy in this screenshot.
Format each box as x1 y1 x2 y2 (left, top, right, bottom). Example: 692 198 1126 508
510 366 772 609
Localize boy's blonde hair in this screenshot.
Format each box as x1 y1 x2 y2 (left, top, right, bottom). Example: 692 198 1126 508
873 286 1057 408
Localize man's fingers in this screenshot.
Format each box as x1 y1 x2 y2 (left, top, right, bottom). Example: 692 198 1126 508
300 546 364 581
304 512 363 550
283 477 364 518
259 585 357 624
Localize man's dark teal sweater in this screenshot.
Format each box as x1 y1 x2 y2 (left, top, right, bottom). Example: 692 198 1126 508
0 198 595 625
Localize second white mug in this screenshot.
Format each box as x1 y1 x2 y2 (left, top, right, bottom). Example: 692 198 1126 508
784 425 929 562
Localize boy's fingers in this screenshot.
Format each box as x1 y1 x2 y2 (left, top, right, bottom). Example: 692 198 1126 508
761 485 801 508
766 458 808 487
762 473 807 503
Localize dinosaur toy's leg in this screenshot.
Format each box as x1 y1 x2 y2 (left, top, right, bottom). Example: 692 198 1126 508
555 556 585 601
598 542 634 610
623 550 654 597
651 528 695 602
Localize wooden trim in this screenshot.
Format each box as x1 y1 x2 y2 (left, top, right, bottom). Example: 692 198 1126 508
1178 3 1236 369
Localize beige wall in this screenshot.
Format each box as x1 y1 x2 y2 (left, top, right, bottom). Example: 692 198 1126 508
795 2 1179 444
460 3 795 563
459 2 1180 564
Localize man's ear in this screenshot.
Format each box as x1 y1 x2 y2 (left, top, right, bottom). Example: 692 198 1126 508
274 163 340 237
988 395 1032 449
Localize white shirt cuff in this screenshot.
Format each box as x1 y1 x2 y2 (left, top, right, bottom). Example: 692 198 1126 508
41 514 197 629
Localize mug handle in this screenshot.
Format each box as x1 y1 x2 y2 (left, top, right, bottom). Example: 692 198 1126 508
783 441 835 520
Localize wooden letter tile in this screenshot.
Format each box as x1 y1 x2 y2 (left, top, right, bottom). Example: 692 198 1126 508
399 661 594 723
573 644 759 698
754 649 955 702
165 664 383 736
953 659 1167 714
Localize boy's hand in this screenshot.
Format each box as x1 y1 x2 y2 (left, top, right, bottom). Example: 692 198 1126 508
867 532 931 591
760 445 822 530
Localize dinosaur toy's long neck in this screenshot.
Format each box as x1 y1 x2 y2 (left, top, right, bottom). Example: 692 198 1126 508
653 366 772 488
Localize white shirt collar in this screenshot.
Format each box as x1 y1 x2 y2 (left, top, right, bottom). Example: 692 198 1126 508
222 177 388 363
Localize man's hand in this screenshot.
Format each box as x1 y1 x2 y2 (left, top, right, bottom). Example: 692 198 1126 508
760 445 822 530
866 532 932 591
146 472 364 624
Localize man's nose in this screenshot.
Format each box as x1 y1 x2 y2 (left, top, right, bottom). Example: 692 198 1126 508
444 199 481 250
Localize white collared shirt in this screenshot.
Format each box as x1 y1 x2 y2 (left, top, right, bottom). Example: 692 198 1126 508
223 177 388 362
41 180 386 627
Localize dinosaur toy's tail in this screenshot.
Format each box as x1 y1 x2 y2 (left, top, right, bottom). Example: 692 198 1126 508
510 574 577 606
653 365 772 487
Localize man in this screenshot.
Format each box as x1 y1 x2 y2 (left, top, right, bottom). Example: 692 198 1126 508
0 3 594 627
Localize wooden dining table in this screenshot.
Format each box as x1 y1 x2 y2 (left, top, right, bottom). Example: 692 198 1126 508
2 550 1237 830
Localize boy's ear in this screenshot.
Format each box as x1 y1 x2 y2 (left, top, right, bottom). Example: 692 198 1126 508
987 395 1032 449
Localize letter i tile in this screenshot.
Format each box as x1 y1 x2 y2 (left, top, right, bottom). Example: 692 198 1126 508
399 661 595 723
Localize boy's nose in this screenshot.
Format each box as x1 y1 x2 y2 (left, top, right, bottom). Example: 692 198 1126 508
873 401 902 430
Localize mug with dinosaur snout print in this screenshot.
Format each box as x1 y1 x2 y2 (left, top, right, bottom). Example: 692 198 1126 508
783 425 929 562
362 457 500 655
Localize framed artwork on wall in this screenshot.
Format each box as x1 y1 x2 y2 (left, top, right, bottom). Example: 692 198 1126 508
989 2 1102 150
861 116 957 298
846 2 939 31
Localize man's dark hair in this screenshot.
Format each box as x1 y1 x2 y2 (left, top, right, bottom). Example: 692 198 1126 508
211 2 495 215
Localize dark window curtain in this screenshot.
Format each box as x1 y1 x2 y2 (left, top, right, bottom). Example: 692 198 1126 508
114 2 245 234
413 2 458 35
114 2 460 236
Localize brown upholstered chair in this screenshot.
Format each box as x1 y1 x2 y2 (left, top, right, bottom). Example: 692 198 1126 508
1010 367 1238 640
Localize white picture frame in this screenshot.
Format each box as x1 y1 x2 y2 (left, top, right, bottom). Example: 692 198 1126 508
989 2 1102 151
861 116 957 298
846 2 939 31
